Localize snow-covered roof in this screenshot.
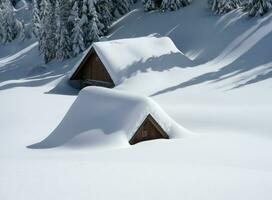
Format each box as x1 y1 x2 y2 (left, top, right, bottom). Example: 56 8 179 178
30 87 190 148
70 36 192 85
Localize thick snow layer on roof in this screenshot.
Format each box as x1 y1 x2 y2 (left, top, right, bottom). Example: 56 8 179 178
94 36 192 84
70 36 192 84
29 87 190 148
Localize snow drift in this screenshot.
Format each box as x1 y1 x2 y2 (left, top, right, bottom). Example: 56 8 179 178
28 86 190 149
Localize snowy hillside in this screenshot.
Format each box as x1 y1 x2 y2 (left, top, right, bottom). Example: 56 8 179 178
1 0 272 200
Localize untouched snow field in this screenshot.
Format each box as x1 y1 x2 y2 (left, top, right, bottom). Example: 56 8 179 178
1 0 272 200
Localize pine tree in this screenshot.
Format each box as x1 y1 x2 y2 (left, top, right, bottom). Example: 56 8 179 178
143 0 191 11
81 0 90 45
112 0 132 15
95 0 113 33
87 7 102 46
71 1 85 56
54 0 72 60
0 7 4 43
243 0 272 16
208 0 241 14
59 0 71 30
19 20 27 41
32 0 41 38
88 16 100 44
39 0 48 22
161 0 192 11
34 0 138 61
39 0 56 63
69 1 79 26
90 5 104 36
0 0 21 43
38 0 47 52
56 22 72 59
143 0 156 11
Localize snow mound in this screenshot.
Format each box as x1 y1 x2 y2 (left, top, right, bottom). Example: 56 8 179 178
29 86 190 149
70 36 192 85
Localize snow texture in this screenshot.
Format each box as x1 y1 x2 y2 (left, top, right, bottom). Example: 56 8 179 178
70 36 192 85
29 86 189 148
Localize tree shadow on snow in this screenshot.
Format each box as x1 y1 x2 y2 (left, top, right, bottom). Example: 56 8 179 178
0 41 82 95
108 2 272 93
151 13 272 96
120 51 193 81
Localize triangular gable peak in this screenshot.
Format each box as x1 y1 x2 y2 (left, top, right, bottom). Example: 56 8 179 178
70 47 115 88
70 36 192 89
129 114 169 145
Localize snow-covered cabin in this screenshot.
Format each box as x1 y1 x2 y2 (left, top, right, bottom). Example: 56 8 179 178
69 36 191 89
29 87 190 148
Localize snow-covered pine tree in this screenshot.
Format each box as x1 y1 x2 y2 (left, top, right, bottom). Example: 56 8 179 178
143 0 191 11
243 0 272 16
208 0 241 14
39 0 56 63
39 0 48 22
0 0 21 43
90 4 105 35
38 0 47 51
69 0 79 26
0 7 4 43
88 10 100 44
161 0 192 11
19 20 27 41
71 1 85 56
32 0 41 38
55 0 61 42
85 5 101 46
80 0 90 46
59 0 71 30
55 0 63 59
53 0 72 60
95 0 113 33
142 0 156 11
112 0 132 15
56 24 72 60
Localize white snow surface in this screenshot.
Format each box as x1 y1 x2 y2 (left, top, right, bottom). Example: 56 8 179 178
29 86 189 149
1 0 272 200
93 36 192 84
70 36 192 85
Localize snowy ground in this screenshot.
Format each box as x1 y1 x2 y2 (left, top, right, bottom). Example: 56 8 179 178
1 0 272 200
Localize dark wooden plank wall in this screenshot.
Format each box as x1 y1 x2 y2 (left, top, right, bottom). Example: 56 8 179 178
129 114 169 145
81 52 113 83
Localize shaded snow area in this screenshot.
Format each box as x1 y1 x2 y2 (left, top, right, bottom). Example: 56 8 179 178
1 0 272 200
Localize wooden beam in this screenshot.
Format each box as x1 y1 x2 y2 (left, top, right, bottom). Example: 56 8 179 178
81 79 115 88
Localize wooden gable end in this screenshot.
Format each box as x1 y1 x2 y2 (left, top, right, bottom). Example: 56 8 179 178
129 114 169 145
70 48 115 88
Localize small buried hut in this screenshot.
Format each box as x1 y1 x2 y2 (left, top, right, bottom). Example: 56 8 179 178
29 87 190 148
69 36 192 89
129 114 169 145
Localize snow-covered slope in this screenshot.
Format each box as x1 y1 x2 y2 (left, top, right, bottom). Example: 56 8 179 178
1 0 272 200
